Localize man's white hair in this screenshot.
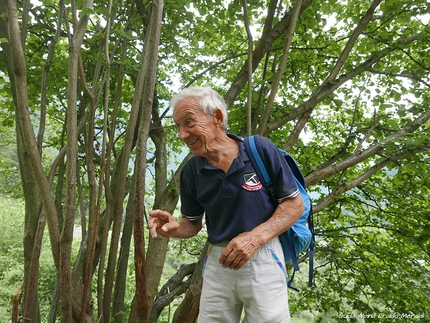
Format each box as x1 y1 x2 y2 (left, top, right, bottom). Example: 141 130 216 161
170 86 229 131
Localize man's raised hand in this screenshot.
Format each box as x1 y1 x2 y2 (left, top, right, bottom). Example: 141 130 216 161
148 209 179 239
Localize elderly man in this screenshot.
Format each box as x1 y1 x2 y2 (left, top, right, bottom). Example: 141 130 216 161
149 86 304 323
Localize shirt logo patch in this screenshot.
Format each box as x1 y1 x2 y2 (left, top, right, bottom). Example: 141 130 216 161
242 172 262 191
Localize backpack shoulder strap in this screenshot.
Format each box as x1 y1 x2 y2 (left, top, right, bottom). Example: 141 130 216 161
244 135 277 204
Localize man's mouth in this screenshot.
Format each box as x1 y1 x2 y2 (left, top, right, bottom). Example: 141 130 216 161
187 138 199 146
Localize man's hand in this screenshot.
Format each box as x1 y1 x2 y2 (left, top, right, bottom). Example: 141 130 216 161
149 210 203 239
148 209 180 239
218 232 262 270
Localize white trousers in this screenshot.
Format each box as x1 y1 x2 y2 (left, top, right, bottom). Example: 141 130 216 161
199 237 290 323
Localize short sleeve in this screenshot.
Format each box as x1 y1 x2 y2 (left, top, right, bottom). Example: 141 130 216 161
179 158 205 221
258 136 299 202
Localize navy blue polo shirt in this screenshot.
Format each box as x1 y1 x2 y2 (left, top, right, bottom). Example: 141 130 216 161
179 134 299 244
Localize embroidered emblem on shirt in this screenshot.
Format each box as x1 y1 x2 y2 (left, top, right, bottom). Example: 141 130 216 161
242 172 262 191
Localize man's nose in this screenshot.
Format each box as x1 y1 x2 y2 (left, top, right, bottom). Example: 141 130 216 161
178 127 189 141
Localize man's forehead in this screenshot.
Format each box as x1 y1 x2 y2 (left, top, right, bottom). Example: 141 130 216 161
174 111 197 120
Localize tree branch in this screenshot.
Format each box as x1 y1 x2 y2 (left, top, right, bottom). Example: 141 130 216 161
368 68 430 88
325 0 383 84
242 0 253 137
38 0 65 154
224 0 312 107
265 31 425 133
258 0 302 135
312 144 430 213
150 263 197 322
184 53 247 89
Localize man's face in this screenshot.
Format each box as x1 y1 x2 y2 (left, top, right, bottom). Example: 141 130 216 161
173 97 218 157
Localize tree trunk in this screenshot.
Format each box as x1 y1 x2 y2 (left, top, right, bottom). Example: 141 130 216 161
1 2 45 322
172 242 209 323
146 94 169 311
132 0 164 321
113 176 136 323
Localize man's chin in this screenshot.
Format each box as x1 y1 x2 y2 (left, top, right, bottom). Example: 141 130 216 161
190 149 201 156
189 146 204 157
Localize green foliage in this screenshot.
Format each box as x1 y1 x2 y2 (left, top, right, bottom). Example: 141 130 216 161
0 196 105 322
290 155 430 320
0 197 25 321
1 0 430 321
0 149 22 197
0 95 22 197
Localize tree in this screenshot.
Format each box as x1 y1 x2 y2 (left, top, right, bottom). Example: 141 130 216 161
0 0 429 322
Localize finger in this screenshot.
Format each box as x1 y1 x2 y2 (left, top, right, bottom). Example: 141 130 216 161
162 220 180 234
218 246 230 265
219 246 237 268
232 258 246 270
156 223 178 238
220 239 258 269
222 255 239 269
149 209 170 220
149 218 160 238
227 255 243 270
149 210 174 239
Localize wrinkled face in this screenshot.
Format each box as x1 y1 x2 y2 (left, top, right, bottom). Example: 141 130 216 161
173 97 218 157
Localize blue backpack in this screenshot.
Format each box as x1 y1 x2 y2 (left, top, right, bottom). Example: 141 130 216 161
244 135 315 290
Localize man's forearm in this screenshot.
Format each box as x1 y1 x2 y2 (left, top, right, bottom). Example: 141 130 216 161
249 195 304 247
173 217 203 239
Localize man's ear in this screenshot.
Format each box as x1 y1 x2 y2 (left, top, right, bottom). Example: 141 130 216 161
213 108 224 126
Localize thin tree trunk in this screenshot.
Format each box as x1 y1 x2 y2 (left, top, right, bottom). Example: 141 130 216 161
4 0 61 272
258 0 301 135
22 212 45 323
62 0 93 321
104 39 129 323
242 0 253 137
1 1 55 322
12 282 24 323
146 93 168 311
172 242 209 323
132 0 164 321
113 176 136 323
